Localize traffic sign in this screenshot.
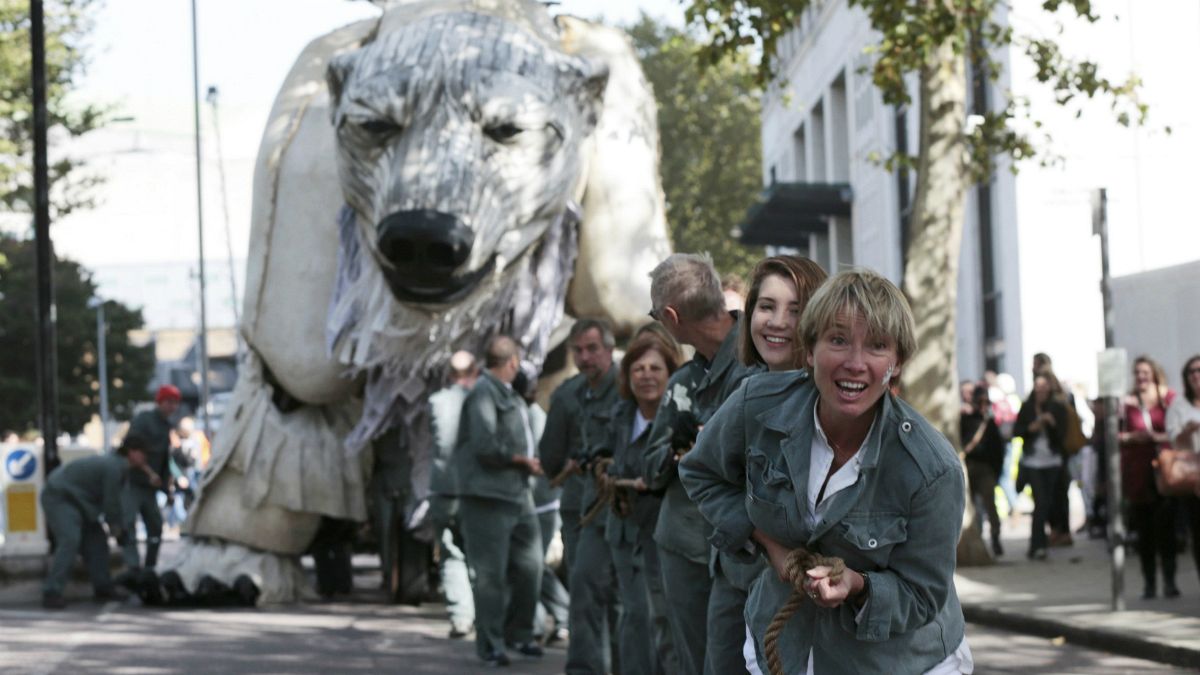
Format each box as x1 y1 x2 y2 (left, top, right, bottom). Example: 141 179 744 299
5 448 37 482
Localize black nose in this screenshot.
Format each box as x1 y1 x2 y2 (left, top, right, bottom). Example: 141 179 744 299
377 210 473 277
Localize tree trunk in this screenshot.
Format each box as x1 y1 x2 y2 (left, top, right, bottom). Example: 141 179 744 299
901 42 992 566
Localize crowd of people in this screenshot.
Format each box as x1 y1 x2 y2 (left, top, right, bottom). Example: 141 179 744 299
431 252 973 673
958 352 1200 600
32 246 1200 673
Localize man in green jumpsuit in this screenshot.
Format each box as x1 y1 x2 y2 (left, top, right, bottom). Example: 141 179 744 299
644 253 754 675
557 319 621 675
123 384 180 570
455 335 544 667
42 436 149 609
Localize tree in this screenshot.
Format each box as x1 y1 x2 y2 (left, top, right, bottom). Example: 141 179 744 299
0 234 155 435
682 0 1147 563
0 0 108 219
626 13 765 282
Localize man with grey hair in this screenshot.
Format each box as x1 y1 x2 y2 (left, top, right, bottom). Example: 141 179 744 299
541 318 622 675
429 350 481 638
455 336 544 666
644 253 755 675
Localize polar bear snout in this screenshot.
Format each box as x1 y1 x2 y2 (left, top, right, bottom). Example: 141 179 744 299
376 209 492 304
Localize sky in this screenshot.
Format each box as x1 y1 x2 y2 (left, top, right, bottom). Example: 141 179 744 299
43 0 685 272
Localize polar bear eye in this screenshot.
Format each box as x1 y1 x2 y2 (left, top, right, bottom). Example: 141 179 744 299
357 118 402 136
484 122 522 143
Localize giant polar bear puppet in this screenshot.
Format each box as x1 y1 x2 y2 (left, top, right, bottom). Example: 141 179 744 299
163 0 671 603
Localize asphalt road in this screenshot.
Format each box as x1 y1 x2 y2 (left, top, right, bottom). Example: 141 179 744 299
0 589 1188 675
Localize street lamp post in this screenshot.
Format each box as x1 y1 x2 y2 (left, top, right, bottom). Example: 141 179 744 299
87 297 110 453
190 0 211 434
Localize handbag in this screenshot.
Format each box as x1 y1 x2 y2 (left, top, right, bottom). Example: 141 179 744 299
1062 403 1087 456
1152 449 1200 497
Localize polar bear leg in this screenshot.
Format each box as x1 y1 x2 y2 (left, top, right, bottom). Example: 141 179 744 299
155 352 367 605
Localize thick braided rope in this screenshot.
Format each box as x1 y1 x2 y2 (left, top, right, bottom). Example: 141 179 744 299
579 457 616 527
763 548 846 675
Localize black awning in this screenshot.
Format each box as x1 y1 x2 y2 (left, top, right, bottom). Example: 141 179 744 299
736 182 853 247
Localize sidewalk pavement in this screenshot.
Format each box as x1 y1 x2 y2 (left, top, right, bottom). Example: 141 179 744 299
957 510 1200 670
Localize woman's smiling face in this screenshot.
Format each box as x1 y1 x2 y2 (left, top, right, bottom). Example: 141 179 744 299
807 310 899 432
750 274 801 371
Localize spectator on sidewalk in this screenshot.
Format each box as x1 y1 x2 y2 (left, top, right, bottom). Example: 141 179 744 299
1031 355 1073 547
1121 355 1178 599
962 383 1006 557
1168 355 1200 585
41 436 149 609
1014 373 1068 560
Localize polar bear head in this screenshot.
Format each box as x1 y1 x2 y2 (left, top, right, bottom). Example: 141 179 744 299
326 4 607 305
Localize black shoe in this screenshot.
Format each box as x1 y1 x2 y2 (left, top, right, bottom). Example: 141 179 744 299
991 538 1004 557
511 642 544 658
42 592 67 610
93 585 130 602
543 627 567 645
1142 585 1157 600
1165 584 1181 598
482 650 510 667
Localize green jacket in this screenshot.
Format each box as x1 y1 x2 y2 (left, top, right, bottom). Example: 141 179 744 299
574 365 620 520
127 409 172 490
45 452 129 528
643 319 752 563
679 371 967 675
454 371 535 505
601 398 661 546
539 374 586 511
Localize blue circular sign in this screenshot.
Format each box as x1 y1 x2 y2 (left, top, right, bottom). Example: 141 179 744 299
5 448 37 481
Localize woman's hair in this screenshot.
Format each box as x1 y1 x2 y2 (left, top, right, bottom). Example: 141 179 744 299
1183 354 1200 403
738 255 828 369
619 331 683 400
799 268 917 364
1130 354 1169 401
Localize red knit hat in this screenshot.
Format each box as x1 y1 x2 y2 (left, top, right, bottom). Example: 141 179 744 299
155 384 182 403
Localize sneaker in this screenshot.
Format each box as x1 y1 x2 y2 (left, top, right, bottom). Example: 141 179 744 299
482 650 510 667
42 592 67 610
449 620 473 639
511 642 544 658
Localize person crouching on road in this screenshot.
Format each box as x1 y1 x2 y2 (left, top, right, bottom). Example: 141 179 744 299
42 436 150 609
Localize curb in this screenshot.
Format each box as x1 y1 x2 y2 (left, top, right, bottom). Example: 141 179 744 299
963 603 1200 670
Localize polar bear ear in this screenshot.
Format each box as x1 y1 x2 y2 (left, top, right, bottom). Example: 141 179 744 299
326 51 359 124
557 16 673 337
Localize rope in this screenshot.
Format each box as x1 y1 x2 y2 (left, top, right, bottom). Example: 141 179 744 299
548 461 582 489
578 457 615 527
762 548 846 675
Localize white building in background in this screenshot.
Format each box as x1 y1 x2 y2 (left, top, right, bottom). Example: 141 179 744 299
750 0 1200 395
91 258 245 332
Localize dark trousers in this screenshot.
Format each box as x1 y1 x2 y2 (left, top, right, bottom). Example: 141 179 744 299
967 461 1001 542
1186 496 1200 584
42 490 114 596
122 484 162 569
459 496 542 659
610 535 654 675
1024 465 1059 554
566 520 620 675
1049 455 1071 534
1130 496 1179 592
705 569 750 675
640 533 678 675
657 547 711 675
